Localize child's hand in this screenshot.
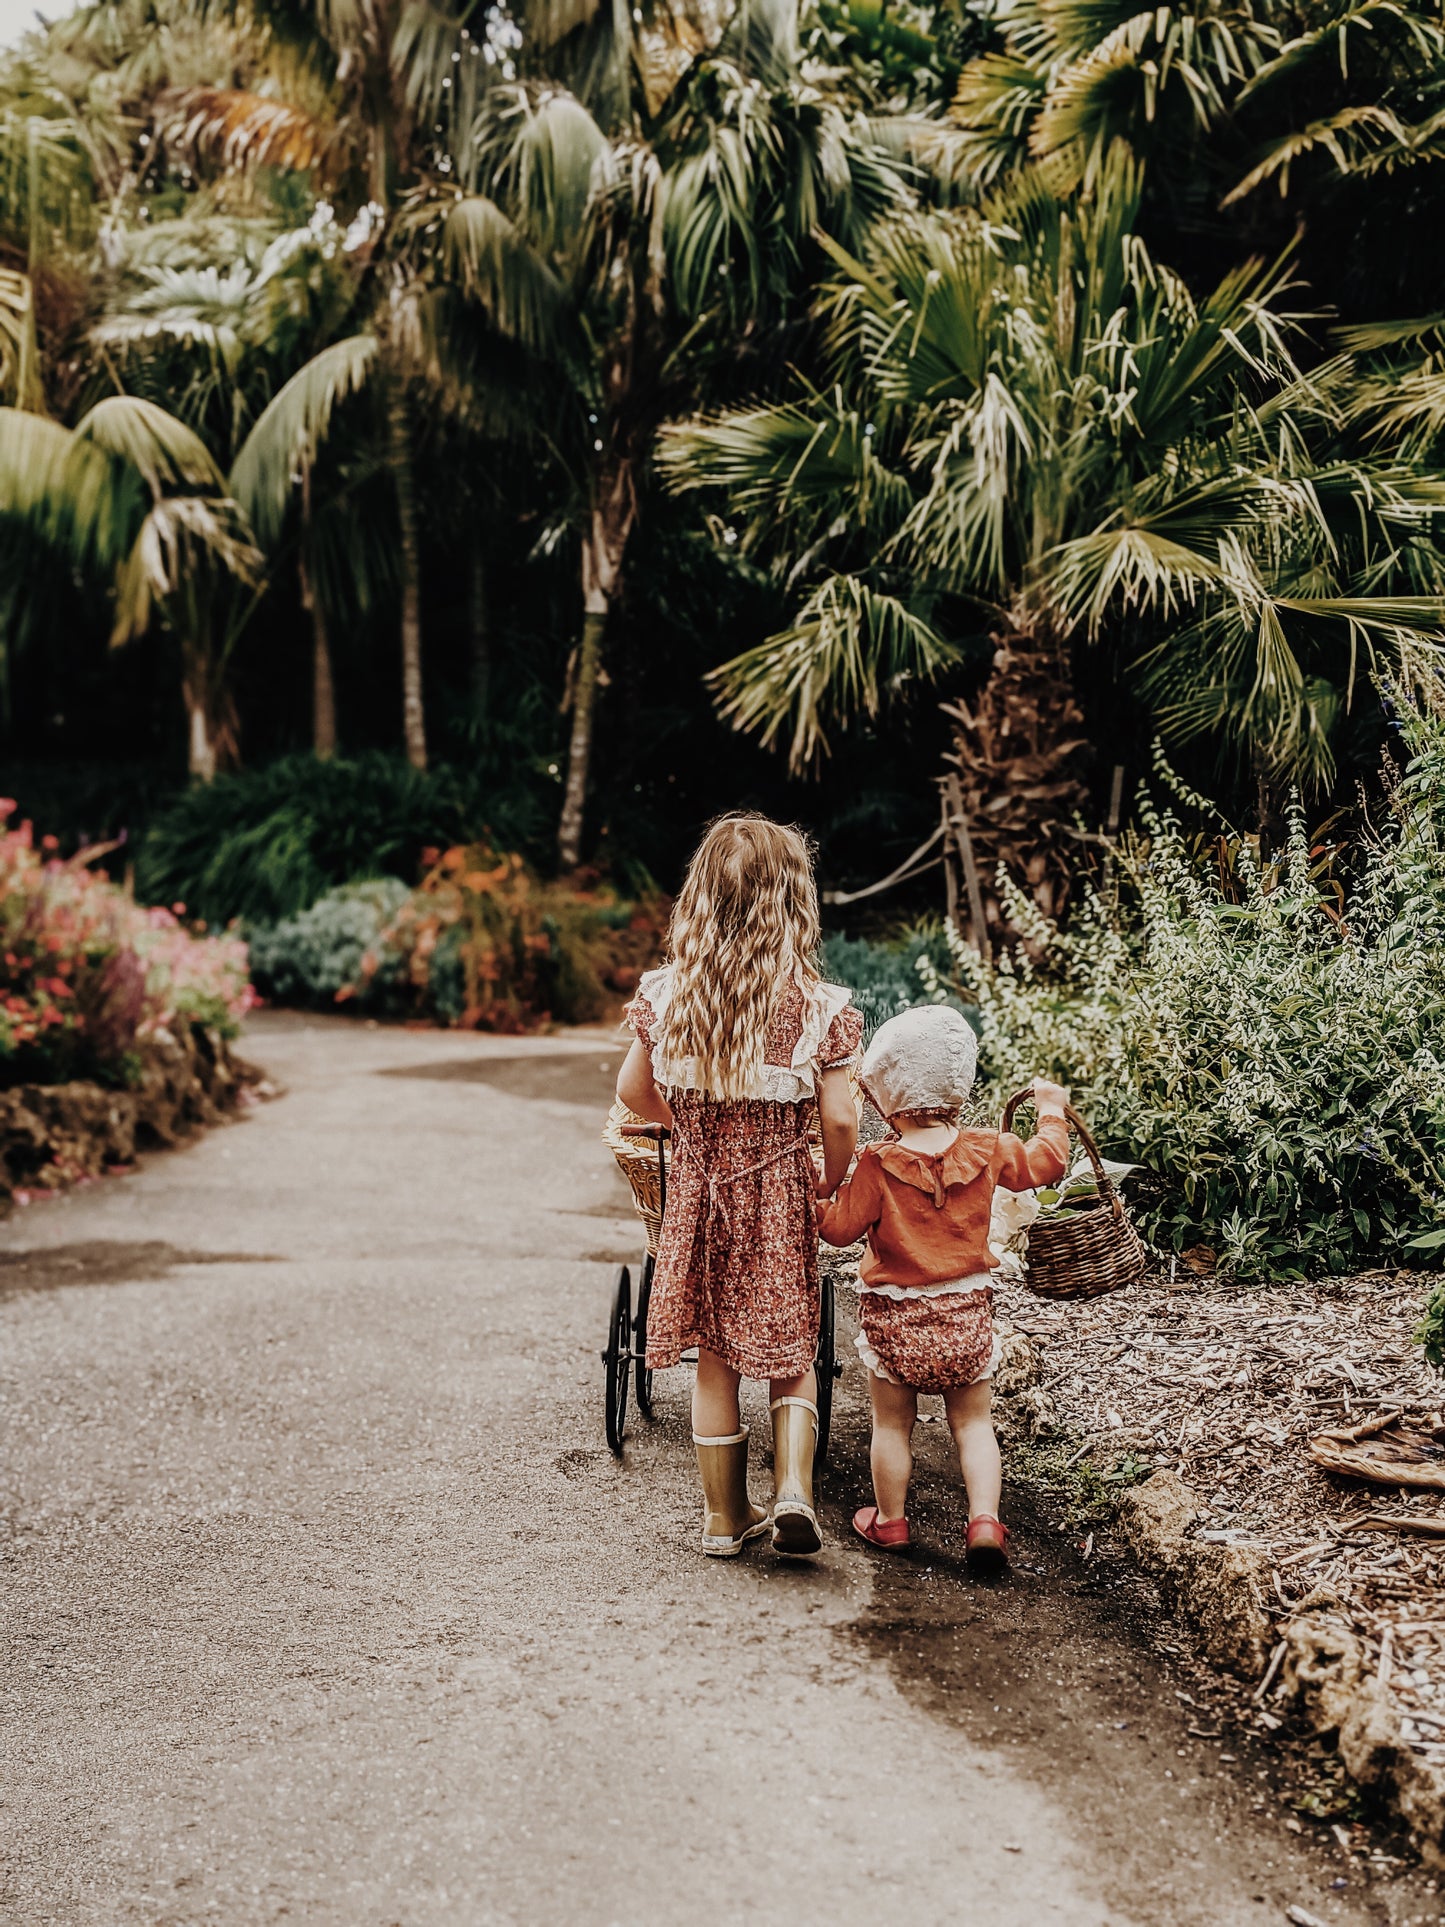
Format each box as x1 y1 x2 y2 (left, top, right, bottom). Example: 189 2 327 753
1032 1076 1070 1116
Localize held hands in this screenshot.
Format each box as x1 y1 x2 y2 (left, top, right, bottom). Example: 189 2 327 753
814 1163 836 1200
1032 1075 1070 1118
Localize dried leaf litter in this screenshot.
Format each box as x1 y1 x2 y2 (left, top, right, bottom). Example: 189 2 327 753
994 1265 1445 1766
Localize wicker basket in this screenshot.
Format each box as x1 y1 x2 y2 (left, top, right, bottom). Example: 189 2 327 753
604 1099 667 1256
1003 1089 1146 1301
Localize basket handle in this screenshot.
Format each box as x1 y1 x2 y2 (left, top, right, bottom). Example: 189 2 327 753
1001 1088 1122 1222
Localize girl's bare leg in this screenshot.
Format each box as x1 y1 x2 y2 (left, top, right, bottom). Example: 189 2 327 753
693 1349 742 1436
868 1374 919 1521
769 1365 816 1406
944 1379 1002 1520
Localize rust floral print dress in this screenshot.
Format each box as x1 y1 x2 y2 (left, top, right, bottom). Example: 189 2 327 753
626 969 863 1381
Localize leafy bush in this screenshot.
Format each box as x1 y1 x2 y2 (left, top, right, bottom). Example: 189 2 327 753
245 879 412 1008
249 846 664 1030
136 752 537 928
0 802 253 1086
820 925 970 1037
912 718 1445 1286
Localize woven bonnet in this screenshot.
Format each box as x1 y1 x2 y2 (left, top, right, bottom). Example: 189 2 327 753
860 1005 979 1121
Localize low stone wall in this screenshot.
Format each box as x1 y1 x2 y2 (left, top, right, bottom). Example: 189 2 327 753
0 1024 264 1209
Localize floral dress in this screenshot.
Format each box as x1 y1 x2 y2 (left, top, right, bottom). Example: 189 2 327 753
626 968 863 1381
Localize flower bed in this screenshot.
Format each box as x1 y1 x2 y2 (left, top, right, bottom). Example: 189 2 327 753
0 802 252 1088
0 803 258 1207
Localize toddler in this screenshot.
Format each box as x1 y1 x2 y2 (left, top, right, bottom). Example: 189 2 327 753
818 1005 1068 1570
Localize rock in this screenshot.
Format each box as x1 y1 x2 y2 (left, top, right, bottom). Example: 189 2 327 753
993 1323 1056 1441
1118 1470 1274 1677
1275 1608 1445 1867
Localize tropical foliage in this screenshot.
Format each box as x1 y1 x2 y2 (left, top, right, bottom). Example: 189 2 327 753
4 0 1445 915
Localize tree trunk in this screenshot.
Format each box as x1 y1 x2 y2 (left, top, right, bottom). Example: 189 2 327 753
557 468 634 870
299 469 337 760
940 628 1090 941
388 384 427 772
470 546 490 717
184 688 217 784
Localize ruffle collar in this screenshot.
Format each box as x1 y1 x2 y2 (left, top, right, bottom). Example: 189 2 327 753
872 1129 998 1206
634 965 853 1099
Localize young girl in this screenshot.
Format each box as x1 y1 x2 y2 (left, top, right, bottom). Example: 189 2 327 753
818 1005 1069 1571
617 815 862 1559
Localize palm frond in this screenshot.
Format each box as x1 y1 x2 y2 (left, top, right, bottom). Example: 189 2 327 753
75 395 226 495
230 334 379 546
111 495 263 647
158 85 331 176
445 195 573 352
0 267 42 410
707 574 958 769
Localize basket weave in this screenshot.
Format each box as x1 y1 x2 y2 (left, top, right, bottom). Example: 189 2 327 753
604 1099 667 1255
1003 1089 1146 1302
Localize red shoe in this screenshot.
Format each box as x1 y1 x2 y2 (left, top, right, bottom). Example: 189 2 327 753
853 1506 911 1551
966 1514 1010 1573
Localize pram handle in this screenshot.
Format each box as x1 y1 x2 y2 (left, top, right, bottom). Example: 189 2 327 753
620 1123 670 1141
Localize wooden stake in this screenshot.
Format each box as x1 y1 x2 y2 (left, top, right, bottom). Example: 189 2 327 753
1107 764 1125 838
943 774 989 960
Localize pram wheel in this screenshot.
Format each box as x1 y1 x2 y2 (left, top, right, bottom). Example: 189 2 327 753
816 1270 838 1465
634 1256 656 1419
604 1265 632 1454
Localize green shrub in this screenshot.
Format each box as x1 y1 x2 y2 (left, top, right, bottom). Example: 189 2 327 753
136 752 536 928
248 845 665 1030
821 925 971 1038
246 879 412 1009
913 716 1445 1287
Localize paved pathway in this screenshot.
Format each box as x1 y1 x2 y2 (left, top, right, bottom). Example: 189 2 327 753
0 1013 1416 1924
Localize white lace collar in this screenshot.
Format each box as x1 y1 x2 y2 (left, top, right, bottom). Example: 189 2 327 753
635 965 853 1102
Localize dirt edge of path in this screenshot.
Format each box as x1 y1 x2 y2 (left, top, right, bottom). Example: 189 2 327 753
1115 1467 1445 1869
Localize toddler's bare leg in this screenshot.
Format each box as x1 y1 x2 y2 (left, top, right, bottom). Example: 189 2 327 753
693 1349 742 1437
868 1373 919 1522
944 1380 1002 1520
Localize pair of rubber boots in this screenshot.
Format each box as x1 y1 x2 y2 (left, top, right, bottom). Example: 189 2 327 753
693 1397 820 1558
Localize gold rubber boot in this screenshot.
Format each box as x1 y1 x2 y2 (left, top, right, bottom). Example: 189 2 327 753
769 1397 822 1556
694 1428 770 1558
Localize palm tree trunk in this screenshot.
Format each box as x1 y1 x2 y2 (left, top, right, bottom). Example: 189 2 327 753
941 627 1090 938
184 683 217 784
470 546 490 716
388 384 427 772
299 469 337 760
557 467 634 870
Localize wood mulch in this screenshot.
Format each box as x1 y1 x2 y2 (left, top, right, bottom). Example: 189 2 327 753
994 1265 1445 1769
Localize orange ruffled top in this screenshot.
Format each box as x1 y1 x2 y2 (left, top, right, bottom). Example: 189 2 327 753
817 1119 1070 1290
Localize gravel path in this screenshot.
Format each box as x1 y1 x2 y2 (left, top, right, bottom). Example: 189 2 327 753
0 1012 1406 1926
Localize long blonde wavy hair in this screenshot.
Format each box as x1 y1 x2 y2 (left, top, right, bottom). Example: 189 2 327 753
655 814 821 1101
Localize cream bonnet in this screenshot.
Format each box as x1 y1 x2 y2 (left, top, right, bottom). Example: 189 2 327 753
860 1004 979 1121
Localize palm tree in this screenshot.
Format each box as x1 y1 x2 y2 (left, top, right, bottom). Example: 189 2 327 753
440 0 911 863
660 147 1445 929
90 205 367 758
175 0 908 853
0 395 262 778
154 0 500 774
